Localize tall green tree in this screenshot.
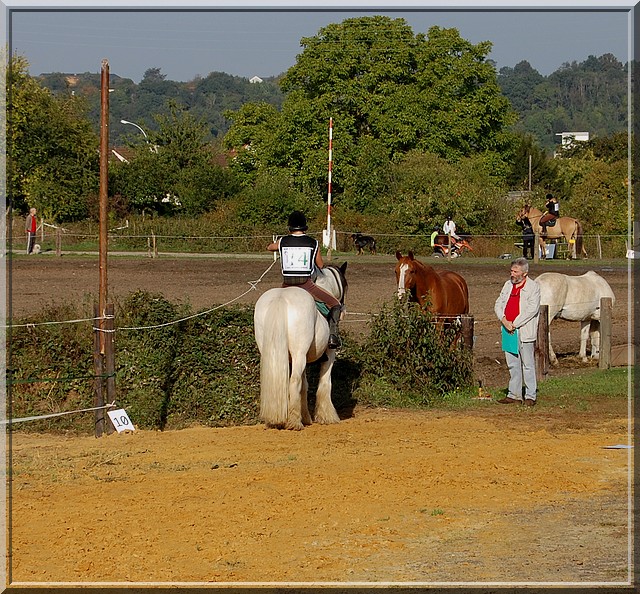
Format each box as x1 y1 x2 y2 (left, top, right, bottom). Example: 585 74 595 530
8 55 99 221
111 101 238 214
224 17 517 207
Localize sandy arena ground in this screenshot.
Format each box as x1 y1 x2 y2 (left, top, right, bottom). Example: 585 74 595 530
5 253 633 586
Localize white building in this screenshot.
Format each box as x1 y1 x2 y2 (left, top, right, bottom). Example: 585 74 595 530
249 76 263 84
556 131 589 148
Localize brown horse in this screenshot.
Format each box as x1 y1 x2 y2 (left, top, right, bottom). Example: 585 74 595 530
432 234 473 258
517 205 587 259
395 251 469 316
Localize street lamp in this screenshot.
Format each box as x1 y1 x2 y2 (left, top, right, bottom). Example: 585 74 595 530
120 119 148 138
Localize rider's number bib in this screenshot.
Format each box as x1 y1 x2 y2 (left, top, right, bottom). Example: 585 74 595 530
281 246 314 275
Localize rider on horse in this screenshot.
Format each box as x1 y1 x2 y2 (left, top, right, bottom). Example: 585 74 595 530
267 211 343 349
539 193 559 238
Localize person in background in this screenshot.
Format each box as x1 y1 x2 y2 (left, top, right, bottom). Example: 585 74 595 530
494 258 541 406
267 211 343 349
430 226 440 250
516 214 535 260
539 193 559 237
443 215 460 241
25 207 38 254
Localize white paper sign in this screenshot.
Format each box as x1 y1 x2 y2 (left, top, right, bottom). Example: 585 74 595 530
107 408 136 433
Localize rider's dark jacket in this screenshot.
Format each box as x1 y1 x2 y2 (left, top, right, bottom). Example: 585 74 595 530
278 234 319 286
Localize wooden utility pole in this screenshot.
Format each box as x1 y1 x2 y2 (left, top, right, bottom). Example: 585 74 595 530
94 59 116 436
99 58 109 352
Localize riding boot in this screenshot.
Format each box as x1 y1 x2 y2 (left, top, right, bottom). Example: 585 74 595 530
327 305 342 349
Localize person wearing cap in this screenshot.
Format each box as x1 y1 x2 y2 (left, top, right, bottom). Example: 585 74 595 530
267 211 343 349
443 215 460 241
540 193 559 237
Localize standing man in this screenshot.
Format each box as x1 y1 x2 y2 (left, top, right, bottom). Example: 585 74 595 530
25 207 38 254
494 258 541 406
516 215 535 259
267 210 343 349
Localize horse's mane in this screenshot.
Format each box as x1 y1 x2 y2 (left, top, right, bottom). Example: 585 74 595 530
321 264 348 289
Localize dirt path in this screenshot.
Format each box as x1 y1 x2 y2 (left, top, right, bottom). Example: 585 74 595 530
10 407 630 584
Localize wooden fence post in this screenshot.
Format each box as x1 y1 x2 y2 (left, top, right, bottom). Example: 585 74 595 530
535 305 549 380
597 235 602 259
93 303 105 438
533 232 540 263
460 315 474 351
55 227 62 257
104 303 116 434
148 232 158 258
598 297 612 370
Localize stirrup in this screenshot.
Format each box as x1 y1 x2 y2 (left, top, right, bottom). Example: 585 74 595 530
328 334 341 349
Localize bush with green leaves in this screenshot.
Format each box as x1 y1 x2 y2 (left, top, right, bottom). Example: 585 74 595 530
352 296 474 407
8 291 262 433
165 307 260 429
7 302 95 432
115 290 187 429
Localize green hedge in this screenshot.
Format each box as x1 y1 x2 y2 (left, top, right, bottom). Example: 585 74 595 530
7 290 475 434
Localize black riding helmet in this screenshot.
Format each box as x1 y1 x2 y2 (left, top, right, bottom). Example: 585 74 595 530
288 211 308 231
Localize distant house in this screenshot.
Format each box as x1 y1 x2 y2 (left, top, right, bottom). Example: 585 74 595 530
555 131 589 150
553 132 589 158
249 76 263 84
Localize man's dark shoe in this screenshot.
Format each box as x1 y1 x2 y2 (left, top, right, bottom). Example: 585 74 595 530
497 396 522 404
524 398 536 407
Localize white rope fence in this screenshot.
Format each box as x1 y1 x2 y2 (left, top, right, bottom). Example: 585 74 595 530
0 401 117 424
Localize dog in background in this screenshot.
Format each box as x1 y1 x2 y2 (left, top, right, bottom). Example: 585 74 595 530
351 233 377 255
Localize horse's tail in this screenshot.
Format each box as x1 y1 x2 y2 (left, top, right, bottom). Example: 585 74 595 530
574 219 586 258
259 299 290 426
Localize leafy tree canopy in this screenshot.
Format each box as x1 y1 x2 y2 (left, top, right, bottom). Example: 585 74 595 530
110 101 238 215
224 16 517 203
8 55 99 221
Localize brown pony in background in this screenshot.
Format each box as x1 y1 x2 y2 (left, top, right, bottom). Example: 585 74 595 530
395 251 469 316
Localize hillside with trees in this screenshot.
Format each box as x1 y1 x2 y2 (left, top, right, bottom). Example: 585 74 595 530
497 54 628 150
37 50 628 153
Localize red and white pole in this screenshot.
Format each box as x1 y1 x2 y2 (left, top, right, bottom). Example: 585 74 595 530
326 117 333 249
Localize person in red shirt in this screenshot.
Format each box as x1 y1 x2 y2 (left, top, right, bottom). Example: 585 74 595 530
25 207 38 254
494 258 541 406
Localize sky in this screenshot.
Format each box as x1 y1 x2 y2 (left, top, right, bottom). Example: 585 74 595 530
5 2 634 84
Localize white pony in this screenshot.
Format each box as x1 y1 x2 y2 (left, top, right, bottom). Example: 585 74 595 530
254 263 348 430
536 271 615 364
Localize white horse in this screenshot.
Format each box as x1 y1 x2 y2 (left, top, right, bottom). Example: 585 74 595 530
254 263 348 430
536 271 615 364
